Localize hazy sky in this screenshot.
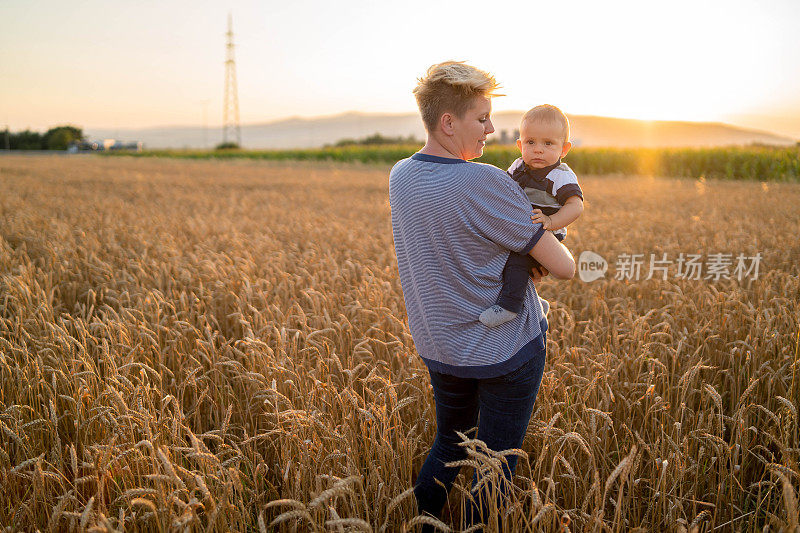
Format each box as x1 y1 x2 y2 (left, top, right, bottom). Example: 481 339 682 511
2 0 800 139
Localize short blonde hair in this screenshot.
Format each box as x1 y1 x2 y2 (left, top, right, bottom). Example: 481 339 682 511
413 61 502 132
522 104 570 142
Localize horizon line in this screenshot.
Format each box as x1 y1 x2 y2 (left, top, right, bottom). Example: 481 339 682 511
9 111 797 142
74 110 796 139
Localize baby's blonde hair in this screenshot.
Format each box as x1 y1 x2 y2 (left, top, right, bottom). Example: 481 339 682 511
522 104 570 142
413 61 503 132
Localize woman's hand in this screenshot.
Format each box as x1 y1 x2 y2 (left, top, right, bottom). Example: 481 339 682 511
529 265 549 284
531 210 552 230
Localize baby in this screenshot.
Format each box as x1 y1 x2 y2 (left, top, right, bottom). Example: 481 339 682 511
480 105 584 327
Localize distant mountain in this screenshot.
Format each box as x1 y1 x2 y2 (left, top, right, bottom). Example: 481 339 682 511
86 111 797 150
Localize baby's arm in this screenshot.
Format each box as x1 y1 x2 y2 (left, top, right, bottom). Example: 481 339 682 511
532 195 583 230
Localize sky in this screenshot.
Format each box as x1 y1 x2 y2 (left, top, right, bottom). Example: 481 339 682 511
2 0 800 139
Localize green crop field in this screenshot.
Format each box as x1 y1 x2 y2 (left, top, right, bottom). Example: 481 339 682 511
105 144 800 182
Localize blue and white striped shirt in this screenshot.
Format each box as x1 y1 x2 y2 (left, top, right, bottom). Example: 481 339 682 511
389 153 548 378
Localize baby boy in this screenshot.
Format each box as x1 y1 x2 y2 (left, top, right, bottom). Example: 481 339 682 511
480 104 584 327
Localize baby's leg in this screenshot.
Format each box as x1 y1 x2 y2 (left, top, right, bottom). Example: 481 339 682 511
480 252 533 327
498 252 535 312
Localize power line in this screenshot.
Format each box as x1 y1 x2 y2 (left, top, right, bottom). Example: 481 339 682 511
223 12 241 147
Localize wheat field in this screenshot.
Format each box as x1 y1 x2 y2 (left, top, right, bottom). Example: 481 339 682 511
0 154 798 532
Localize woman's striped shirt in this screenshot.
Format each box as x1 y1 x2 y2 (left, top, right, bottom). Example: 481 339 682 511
389 152 548 378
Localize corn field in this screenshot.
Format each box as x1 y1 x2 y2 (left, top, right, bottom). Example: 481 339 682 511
0 154 798 532
108 144 800 182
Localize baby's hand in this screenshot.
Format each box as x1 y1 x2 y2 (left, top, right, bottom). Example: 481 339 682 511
531 209 552 230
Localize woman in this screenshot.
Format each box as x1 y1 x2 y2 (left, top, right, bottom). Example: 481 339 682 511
388 62 575 529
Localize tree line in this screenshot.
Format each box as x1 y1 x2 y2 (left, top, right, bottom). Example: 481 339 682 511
327 133 422 147
3 125 84 150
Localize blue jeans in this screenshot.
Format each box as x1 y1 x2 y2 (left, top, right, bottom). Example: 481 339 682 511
413 340 547 532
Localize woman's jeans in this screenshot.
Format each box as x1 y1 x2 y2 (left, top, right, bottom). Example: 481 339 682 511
413 342 547 531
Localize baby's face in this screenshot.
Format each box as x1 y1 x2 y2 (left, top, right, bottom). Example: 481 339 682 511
517 120 571 169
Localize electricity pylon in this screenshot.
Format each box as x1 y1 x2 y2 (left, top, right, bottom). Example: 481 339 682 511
223 13 241 146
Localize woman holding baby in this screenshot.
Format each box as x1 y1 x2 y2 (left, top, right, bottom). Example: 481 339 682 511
388 62 576 530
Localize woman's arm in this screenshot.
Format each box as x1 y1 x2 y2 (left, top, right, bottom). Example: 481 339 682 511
529 230 575 280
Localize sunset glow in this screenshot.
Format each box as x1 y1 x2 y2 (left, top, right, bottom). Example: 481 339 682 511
1 0 799 139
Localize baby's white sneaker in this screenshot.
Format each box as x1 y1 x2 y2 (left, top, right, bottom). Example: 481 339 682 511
539 297 550 316
479 305 518 327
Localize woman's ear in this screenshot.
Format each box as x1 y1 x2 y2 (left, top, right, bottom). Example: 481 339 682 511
440 112 455 136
